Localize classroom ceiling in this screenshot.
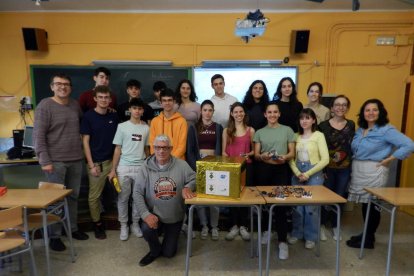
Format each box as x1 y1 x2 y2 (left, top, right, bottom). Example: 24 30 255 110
1 0 414 12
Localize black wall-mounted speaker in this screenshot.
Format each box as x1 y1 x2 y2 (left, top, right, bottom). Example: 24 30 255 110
22 28 48 51
290 30 310 54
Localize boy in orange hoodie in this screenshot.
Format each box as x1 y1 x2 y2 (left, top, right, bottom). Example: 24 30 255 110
149 88 187 160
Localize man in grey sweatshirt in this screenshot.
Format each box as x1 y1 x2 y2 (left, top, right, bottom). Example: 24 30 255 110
133 134 196 266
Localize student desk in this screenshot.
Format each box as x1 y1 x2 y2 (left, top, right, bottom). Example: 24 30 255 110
257 185 346 276
0 153 38 165
184 187 266 276
0 189 75 276
359 187 414 276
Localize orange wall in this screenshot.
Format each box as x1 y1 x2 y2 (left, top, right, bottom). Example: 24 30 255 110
1 11 413 138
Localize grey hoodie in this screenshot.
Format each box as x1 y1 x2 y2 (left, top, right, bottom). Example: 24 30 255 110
133 155 196 224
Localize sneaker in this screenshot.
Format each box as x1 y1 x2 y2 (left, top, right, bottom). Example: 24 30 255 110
211 227 219 241
332 227 342 241
181 223 196 239
200 226 209 240
287 236 298 245
278 242 289 260
261 231 273 245
305 240 315 249
120 223 129 241
139 252 159 267
131 222 143 238
94 222 106 240
49 238 66 251
320 225 328 241
239 226 250 241
225 225 239 241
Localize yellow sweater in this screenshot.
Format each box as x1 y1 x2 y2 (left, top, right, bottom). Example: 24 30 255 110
289 131 329 178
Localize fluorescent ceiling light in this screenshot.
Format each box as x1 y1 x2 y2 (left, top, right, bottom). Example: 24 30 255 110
202 60 283 68
92 60 173 66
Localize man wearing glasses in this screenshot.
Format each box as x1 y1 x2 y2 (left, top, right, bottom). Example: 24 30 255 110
34 73 89 252
80 85 119 240
133 135 196 266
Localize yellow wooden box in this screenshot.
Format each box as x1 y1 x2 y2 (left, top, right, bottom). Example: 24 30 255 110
196 156 246 199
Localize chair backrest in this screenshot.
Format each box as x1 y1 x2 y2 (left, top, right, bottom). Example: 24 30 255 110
38 181 65 190
0 205 23 230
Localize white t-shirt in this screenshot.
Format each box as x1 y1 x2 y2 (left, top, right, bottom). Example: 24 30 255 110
112 120 149 166
211 93 238 128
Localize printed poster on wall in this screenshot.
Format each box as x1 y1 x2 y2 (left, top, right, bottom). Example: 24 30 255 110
205 170 230 196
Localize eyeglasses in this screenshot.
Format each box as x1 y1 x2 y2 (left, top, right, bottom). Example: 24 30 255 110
53 82 71 87
334 103 348 108
154 146 172 151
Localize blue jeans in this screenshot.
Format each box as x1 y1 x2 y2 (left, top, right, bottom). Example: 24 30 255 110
45 160 83 237
291 161 323 242
323 167 350 227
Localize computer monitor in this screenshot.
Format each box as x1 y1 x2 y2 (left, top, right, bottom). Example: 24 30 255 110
22 125 34 148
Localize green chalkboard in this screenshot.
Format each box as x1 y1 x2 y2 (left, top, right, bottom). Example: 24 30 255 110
30 65 191 105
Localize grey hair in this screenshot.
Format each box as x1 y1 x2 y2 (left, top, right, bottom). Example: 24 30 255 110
153 134 171 146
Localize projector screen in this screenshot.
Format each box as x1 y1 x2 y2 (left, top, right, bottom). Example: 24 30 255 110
193 67 297 103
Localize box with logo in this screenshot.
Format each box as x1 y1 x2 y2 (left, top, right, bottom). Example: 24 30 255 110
196 156 246 200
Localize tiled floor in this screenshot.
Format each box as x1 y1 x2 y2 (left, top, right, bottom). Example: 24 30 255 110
2 204 414 276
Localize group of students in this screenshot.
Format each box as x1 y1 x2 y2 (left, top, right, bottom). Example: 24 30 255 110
34 67 414 264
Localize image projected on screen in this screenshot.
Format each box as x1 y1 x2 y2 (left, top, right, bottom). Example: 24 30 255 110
193 67 297 103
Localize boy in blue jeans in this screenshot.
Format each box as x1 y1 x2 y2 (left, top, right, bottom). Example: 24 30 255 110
109 98 150 240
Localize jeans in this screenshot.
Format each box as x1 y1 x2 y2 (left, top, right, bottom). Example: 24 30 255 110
45 160 83 237
196 206 219 228
323 167 350 227
291 161 323 242
141 220 182 258
117 165 142 223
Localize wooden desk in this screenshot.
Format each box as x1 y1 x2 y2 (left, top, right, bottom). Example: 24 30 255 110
360 187 414 276
0 189 75 276
0 153 38 165
257 186 346 276
184 187 266 276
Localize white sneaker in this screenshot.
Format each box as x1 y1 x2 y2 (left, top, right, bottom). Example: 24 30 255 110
320 225 328 241
131 222 143 238
181 223 196 239
225 225 239 241
287 236 298 245
332 227 342 241
278 242 289 260
200 226 209 240
120 223 129 241
211 228 219 241
305 240 315 249
261 231 273 245
239 226 250 241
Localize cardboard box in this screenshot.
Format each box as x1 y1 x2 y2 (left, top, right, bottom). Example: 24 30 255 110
196 156 246 199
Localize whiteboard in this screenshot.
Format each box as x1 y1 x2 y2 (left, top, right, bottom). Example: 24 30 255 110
193 67 297 103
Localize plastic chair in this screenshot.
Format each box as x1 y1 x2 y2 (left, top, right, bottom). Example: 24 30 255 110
0 205 38 276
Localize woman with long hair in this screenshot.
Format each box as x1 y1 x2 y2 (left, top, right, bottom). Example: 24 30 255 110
175 79 200 125
272 77 303 132
186 100 223 240
222 102 255 242
288 108 329 250
242 80 270 130
346 99 414 249
253 101 295 260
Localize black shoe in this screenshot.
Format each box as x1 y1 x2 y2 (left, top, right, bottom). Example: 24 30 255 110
139 252 158 266
49 238 66 251
350 233 376 243
94 222 107 240
346 238 375 249
72 230 89 240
